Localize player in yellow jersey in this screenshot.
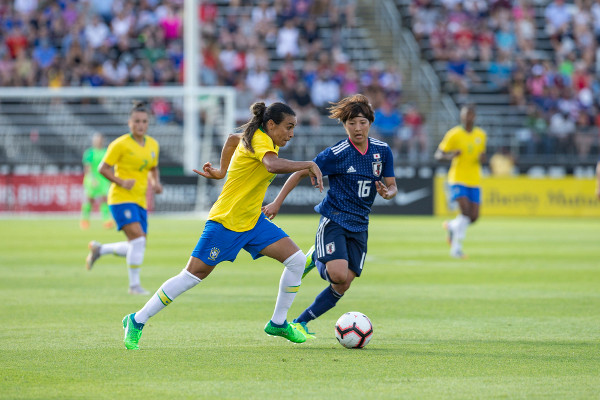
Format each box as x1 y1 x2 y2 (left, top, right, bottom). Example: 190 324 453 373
85 102 163 295
121 102 324 349
435 104 487 258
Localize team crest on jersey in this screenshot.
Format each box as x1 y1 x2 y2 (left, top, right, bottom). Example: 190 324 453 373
373 153 381 160
151 151 156 159
208 247 220 261
372 161 382 177
326 242 335 255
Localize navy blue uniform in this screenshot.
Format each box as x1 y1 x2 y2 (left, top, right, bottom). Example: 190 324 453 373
312 137 395 276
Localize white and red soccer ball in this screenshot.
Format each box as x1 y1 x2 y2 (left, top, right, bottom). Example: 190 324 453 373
335 311 373 349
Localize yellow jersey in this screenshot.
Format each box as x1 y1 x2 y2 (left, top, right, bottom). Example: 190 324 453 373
103 133 160 208
208 128 278 232
438 125 486 186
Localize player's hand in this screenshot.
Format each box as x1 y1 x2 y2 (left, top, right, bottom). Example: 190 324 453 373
153 182 163 194
262 202 281 220
375 180 392 199
193 162 226 180
307 162 324 192
120 179 135 190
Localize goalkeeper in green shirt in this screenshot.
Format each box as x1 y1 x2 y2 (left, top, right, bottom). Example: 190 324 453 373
80 132 113 229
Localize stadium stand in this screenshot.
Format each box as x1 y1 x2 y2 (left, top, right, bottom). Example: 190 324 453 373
1 0 598 169
394 0 600 165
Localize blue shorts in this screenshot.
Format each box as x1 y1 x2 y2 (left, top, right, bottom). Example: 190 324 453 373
109 203 148 233
191 213 289 266
314 216 368 278
450 184 481 204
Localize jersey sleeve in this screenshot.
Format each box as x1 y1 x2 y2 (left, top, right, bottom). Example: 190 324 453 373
102 139 122 166
252 132 278 161
383 145 395 177
438 129 456 152
313 147 337 176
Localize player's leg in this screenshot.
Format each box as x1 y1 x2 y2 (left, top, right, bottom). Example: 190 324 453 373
293 222 360 334
80 195 93 229
446 185 470 258
123 256 213 350
98 196 114 229
85 203 136 270
124 220 239 349
121 221 149 294
245 216 306 343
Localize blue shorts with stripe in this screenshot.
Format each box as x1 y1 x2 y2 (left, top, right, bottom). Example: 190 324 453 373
450 184 481 204
191 213 289 266
314 216 368 277
109 203 148 233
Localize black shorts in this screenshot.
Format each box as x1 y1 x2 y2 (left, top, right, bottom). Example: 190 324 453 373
314 216 368 277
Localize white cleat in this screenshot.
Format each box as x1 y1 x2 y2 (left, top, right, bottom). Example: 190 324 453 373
86 241 102 270
128 285 150 295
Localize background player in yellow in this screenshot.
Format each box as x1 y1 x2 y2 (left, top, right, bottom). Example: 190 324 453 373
435 104 487 258
80 132 113 230
85 102 163 295
121 102 324 350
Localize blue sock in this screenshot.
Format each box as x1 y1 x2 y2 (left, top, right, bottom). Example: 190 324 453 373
296 285 343 324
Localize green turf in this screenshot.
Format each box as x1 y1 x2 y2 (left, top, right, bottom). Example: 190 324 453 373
1 215 599 399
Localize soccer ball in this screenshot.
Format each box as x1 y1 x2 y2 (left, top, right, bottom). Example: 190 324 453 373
334 311 373 349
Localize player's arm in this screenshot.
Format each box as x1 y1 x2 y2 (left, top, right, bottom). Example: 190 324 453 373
262 152 323 191
262 169 311 220
194 133 241 179
375 176 397 200
98 162 135 190
149 166 163 194
434 147 460 161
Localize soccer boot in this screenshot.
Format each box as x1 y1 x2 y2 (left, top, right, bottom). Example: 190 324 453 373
442 221 452 246
122 313 143 350
264 321 306 343
103 220 115 229
302 245 316 279
290 320 315 339
450 248 468 259
85 240 102 270
128 285 150 295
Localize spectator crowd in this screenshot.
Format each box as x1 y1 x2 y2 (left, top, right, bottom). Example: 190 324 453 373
408 0 600 162
0 0 429 163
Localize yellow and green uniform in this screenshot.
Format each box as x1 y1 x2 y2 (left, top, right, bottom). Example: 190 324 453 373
102 133 160 209
83 147 111 197
208 128 278 232
438 125 487 186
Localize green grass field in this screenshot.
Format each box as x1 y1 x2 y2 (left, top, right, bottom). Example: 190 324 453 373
1 215 599 399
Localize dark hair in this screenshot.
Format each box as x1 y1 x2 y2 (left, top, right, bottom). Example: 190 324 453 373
239 102 296 152
130 100 149 116
327 94 374 124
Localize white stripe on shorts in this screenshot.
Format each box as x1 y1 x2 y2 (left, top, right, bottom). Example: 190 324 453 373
316 217 330 259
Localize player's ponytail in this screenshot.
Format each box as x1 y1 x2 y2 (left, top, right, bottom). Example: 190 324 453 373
328 94 374 124
239 102 295 153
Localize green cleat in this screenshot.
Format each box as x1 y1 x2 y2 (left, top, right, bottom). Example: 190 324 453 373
122 313 143 350
264 321 306 343
302 245 316 279
290 320 315 339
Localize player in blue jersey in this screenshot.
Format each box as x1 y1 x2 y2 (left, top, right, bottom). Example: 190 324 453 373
262 94 398 338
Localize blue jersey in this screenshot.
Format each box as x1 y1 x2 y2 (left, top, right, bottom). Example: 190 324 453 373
313 137 395 232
